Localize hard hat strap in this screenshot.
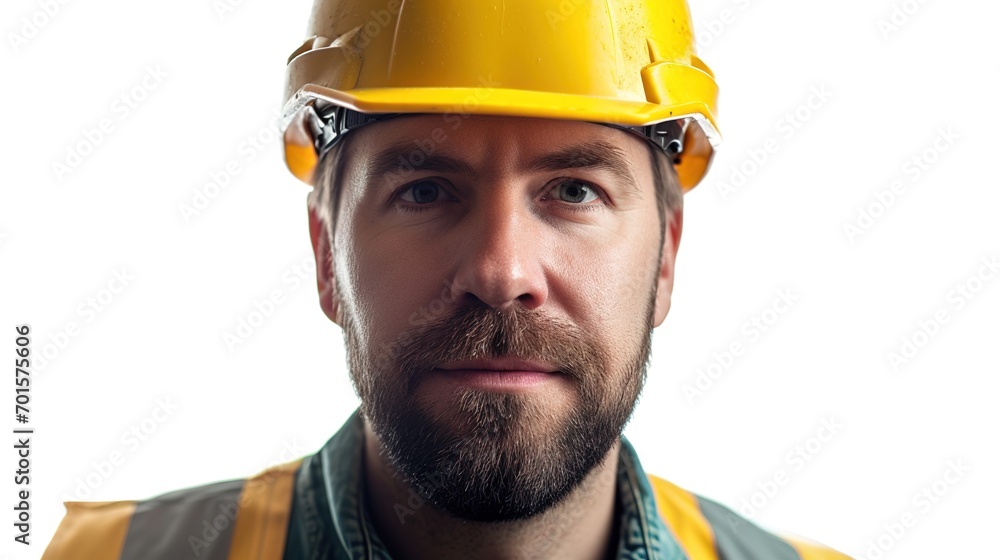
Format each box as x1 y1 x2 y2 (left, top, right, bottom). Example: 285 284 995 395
604 120 688 165
310 104 401 156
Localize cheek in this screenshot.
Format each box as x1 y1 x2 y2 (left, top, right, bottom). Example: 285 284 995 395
560 227 658 309
338 220 449 351
548 231 659 359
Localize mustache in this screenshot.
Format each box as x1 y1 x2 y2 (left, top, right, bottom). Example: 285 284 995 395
387 300 601 390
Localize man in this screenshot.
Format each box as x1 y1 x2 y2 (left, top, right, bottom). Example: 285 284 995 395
43 1 850 558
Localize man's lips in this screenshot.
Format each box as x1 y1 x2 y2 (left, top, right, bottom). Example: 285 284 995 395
432 358 562 390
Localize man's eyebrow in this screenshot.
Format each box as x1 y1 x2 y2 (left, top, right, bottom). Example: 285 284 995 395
368 143 477 179
366 139 640 193
528 140 639 194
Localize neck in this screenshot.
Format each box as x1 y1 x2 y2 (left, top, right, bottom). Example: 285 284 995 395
362 422 620 560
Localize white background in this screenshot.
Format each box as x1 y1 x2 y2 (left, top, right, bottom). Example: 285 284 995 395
2 0 998 558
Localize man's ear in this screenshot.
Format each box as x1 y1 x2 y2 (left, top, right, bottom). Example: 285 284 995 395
308 204 343 326
652 206 683 327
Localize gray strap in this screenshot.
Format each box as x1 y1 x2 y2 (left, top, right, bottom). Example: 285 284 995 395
118 479 245 560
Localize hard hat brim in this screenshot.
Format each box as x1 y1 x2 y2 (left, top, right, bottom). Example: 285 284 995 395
291 84 719 136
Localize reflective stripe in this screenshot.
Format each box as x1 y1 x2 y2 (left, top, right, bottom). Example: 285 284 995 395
119 479 244 560
227 459 303 560
696 497 800 560
647 475 720 560
787 537 854 560
41 501 136 560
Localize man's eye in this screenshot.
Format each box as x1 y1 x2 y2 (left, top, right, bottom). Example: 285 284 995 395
550 180 600 204
398 181 442 204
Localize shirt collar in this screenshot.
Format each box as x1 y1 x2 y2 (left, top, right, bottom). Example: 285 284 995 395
302 410 688 560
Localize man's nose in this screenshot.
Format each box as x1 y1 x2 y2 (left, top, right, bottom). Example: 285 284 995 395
448 198 549 311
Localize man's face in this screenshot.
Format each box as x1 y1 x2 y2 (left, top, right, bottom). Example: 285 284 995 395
310 115 682 522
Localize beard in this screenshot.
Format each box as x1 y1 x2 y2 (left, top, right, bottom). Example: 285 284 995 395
340 278 657 523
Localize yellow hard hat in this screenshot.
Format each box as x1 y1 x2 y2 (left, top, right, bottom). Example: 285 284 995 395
281 0 721 192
